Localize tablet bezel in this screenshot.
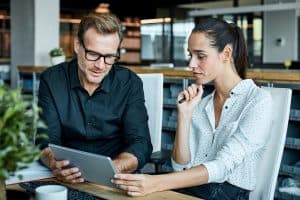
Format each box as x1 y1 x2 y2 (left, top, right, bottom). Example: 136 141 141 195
49 143 116 188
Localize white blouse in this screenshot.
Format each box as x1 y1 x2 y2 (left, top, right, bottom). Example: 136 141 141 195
172 79 273 190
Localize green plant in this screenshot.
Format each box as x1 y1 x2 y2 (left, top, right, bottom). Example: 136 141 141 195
0 85 46 199
49 47 65 57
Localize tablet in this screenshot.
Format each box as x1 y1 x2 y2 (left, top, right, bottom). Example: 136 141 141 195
48 143 116 188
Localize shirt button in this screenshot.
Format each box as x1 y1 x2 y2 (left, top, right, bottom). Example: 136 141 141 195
225 106 228 109
87 122 92 126
205 154 208 157
231 92 234 95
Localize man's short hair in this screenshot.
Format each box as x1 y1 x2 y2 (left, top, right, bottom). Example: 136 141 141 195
77 13 123 46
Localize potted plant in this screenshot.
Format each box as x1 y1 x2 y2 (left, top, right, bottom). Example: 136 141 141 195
0 86 45 200
49 47 66 65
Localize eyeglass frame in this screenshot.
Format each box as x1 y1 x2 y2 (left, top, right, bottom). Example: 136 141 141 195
81 42 120 65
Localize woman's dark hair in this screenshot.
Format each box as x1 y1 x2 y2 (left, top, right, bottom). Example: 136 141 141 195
192 18 248 79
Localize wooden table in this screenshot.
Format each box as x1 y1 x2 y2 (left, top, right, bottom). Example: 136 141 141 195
7 178 202 200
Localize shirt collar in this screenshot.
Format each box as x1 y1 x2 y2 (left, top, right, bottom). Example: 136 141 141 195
206 79 254 98
230 79 254 96
69 59 114 93
70 59 81 89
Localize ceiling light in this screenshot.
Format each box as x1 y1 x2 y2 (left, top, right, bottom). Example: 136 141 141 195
188 2 300 17
95 3 110 14
141 18 171 24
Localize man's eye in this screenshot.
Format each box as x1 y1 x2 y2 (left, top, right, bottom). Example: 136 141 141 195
87 51 99 57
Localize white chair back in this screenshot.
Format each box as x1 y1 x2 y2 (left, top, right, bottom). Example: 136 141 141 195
250 87 292 200
138 73 163 153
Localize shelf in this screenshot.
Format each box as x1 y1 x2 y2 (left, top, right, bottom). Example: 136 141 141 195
163 104 177 109
162 121 176 132
280 164 300 178
122 22 140 27
163 98 177 108
285 137 300 150
21 88 33 94
162 126 176 132
290 109 300 121
164 78 186 84
275 190 300 200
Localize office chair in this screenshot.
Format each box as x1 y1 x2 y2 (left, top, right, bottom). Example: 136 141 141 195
138 73 170 173
249 87 292 200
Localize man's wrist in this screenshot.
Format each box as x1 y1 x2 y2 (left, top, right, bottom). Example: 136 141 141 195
113 152 138 173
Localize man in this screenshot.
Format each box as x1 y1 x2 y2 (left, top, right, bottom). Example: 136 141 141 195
37 13 153 183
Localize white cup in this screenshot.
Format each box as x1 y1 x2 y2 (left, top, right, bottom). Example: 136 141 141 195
35 185 67 200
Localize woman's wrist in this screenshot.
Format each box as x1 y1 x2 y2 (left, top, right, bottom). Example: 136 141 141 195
177 110 193 122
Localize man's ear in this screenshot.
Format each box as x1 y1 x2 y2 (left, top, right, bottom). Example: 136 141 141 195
222 44 233 63
74 37 80 54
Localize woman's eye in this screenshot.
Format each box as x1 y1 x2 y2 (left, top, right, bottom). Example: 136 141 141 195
198 55 206 60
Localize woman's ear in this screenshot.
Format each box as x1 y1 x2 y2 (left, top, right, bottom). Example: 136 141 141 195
74 37 80 54
222 44 233 63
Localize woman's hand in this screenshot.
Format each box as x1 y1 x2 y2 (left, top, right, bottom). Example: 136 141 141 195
112 173 159 197
177 83 203 113
41 147 84 183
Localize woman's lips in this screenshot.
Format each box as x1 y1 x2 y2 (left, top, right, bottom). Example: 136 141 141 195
193 72 203 76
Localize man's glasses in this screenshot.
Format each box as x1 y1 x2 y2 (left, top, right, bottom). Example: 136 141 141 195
81 43 120 65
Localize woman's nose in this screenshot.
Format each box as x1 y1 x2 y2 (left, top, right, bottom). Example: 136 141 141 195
188 57 197 69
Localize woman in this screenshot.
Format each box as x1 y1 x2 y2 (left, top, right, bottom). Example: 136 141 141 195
112 18 272 200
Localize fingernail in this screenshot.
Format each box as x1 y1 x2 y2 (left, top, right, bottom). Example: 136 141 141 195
74 168 79 172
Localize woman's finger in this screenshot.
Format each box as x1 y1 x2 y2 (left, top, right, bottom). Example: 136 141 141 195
114 173 145 181
113 178 141 187
117 184 141 192
182 89 190 101
127 191 144 197
187 86 195 98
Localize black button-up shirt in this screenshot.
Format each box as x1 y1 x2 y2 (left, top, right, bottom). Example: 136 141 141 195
37 59 153 169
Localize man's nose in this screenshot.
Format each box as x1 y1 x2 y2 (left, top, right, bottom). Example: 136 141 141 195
94 57 106 69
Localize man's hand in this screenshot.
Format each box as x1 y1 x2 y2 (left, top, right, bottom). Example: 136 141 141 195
112 152 138 173
41 147 84 183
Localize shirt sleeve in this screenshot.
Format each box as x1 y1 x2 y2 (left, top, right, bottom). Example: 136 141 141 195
171 157 193 171
203 91 273 183
122 76 153 169
36 73 62 150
